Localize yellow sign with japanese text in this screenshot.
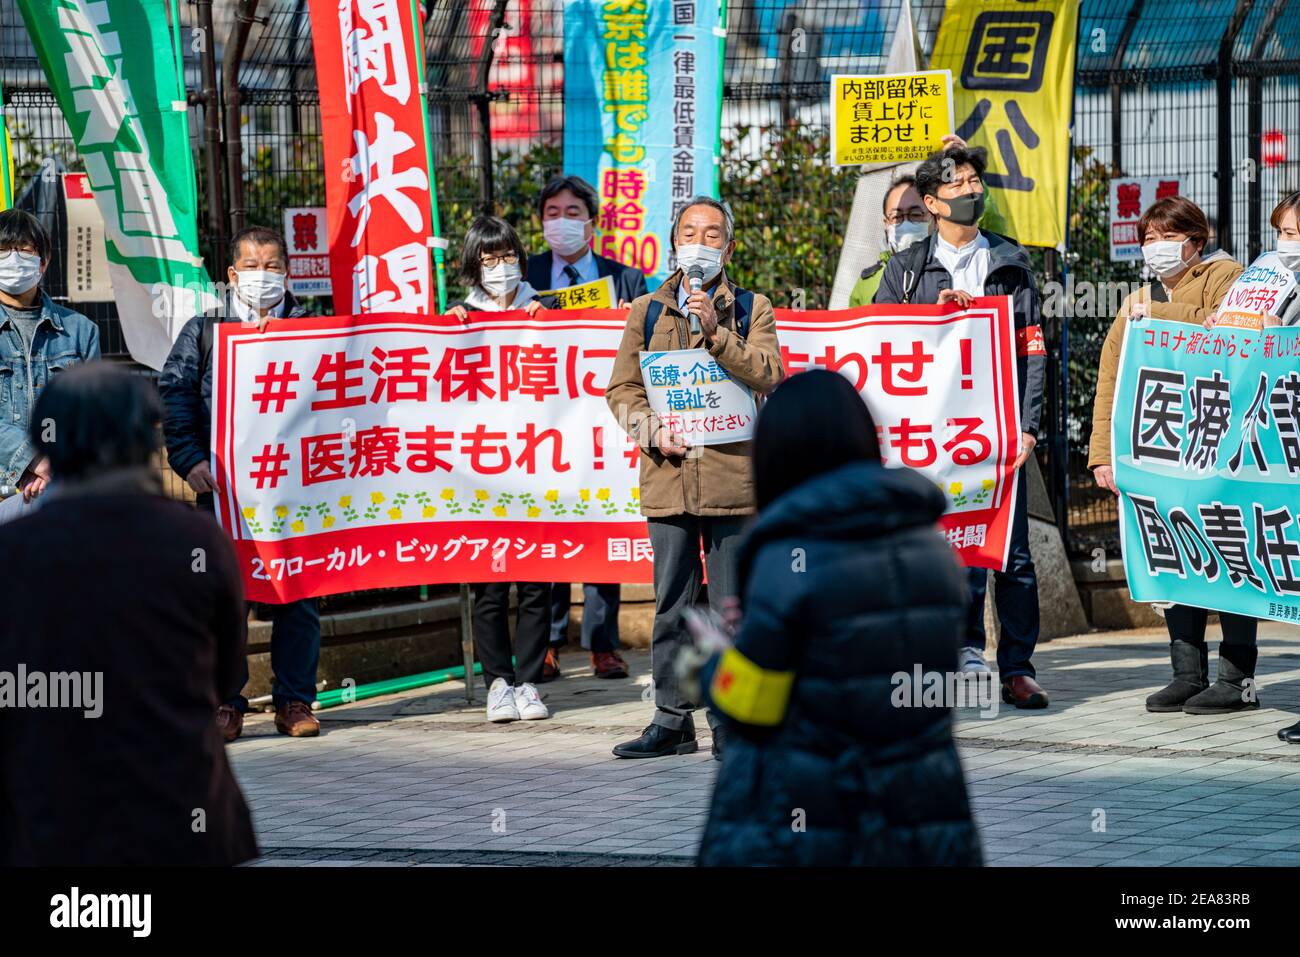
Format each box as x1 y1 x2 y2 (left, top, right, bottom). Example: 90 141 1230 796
538 275 617 310
830 70 954 167
930 0 1080 249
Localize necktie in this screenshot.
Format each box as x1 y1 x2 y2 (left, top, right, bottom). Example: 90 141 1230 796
563 264 581 287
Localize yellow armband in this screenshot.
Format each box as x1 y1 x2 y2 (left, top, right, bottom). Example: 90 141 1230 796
709 647 795 726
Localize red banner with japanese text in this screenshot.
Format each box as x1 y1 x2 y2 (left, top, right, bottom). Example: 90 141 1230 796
212 300 1020 603
308 0 435 314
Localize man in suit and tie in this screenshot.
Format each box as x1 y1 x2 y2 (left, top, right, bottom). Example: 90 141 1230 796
530 175 647 681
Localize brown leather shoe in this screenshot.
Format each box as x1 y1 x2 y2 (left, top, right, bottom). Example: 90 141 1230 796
275 701 321 737
217 704 244 743
592 651 629 679
540 646 562 682
1001 675 1049 709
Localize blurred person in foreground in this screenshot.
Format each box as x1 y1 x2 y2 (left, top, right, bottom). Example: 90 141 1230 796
0 208 100 506
1087 196 1255 717
684 369 981 866
0 363 256 865
159 225 320 741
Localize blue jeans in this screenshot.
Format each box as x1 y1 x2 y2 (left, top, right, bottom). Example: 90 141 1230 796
550 583 621 653
198 493 321 708
965 471 1039 679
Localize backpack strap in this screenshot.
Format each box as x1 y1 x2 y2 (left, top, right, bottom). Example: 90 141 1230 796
643 298 665 350
200 315 215 375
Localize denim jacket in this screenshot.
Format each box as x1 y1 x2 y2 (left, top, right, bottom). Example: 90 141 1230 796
0 293 101 489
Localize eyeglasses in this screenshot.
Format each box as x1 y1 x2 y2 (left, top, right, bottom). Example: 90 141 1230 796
479 253 520 268
884 210 930 226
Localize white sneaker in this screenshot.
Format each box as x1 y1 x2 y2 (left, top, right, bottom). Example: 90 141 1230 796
959 647 991 674
514 682 549 720
486 678 519 722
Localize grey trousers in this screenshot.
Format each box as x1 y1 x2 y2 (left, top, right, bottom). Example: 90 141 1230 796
646 513 748 731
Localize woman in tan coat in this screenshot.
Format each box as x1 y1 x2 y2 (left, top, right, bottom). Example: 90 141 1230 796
1086 196 1260 717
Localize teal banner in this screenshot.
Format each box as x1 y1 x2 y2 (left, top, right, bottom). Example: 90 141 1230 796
562 0 723 287
1114 318 1300 624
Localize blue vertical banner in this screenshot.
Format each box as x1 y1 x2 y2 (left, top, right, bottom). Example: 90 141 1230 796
1113 318 1300 624
563 0 723 287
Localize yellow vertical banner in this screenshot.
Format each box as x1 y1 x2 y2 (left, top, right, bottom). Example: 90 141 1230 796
930 0 1080 249
0 78 12 210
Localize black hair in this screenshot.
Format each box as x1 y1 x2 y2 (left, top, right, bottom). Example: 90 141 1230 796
0 208 51 262
229 225 288 267
752 369 881 510
32 362 161 481
914 145 988 199
459 216 527 287
882 175 918 214
538 175 599 220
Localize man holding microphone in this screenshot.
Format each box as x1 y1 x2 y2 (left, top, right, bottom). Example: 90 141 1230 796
604 196 783 760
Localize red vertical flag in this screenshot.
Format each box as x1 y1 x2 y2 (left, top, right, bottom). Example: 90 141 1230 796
308 0 435 314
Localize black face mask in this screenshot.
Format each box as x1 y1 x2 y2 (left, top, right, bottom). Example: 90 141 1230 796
939 192 986 227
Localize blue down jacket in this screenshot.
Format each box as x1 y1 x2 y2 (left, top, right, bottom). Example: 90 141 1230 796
696 460 983 866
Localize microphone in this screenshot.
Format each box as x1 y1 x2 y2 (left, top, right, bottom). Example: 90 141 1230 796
687 265 704 335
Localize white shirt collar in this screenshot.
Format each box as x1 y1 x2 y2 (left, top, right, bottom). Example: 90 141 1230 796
935 231 989 257
464 281 541 312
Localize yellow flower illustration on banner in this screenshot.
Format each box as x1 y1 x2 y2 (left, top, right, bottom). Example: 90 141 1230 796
338 496 351 508
322 516 336 529
388 507 402 520
596 488 610 501
493 505 507 517
949 482 962 495
422 505 437 518
242 507 257 520
441 488 455 500
274 505 288 519
579 488 591 502
527 506 542 518
475 489 489 502
631 488 640 501
371 491 385 504
290 520 305 533
982 479 996 492
544 489 559 503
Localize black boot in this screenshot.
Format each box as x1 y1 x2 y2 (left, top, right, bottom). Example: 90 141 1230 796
612 717 698 758
1278 720 1300 743
1184 644 1260 715
1145 640 1208 712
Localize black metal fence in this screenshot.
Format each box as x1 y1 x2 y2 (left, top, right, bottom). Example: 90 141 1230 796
3 0 1299 558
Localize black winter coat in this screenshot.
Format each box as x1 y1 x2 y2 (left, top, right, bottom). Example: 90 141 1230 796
158 293 308 480
696 460 982 867
872 229 1046 437
0 478 256 865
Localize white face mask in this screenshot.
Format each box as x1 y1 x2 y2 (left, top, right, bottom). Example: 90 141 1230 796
1141 240 1193 279
234 269 286 310
481 261 522 298
674 243 725 283
886 220 929 253
0 250 44 296
543 217 591 258
1276 239 1300 272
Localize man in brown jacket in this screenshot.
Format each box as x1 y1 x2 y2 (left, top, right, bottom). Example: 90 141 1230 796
605 196 783 759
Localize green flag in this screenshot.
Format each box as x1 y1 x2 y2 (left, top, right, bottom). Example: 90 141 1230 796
15 0 214 368
0 76 12 211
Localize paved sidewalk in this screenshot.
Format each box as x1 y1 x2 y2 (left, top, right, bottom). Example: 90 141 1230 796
232 621 1300 867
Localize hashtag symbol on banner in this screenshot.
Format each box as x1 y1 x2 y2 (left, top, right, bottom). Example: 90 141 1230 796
250 443 290 489
252 361 300 413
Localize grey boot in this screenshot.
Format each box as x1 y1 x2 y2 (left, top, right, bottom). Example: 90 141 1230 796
1145 640 1208 712
1184 644 1260 715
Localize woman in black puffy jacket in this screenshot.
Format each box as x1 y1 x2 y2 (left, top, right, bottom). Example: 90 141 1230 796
693 369 982 866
